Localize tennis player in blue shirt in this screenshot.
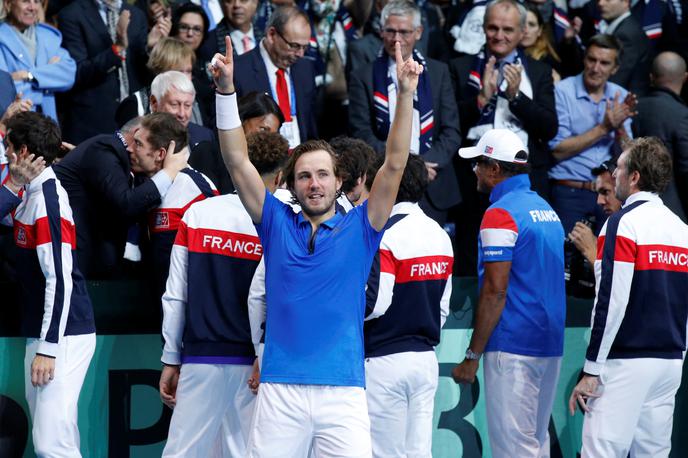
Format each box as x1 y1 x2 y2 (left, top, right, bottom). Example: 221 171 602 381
208 36 421 457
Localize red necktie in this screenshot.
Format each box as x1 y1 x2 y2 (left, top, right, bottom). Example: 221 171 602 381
275 69 292 122
242 35 252 53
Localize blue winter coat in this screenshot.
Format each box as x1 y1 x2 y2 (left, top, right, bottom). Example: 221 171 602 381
0 22 76 121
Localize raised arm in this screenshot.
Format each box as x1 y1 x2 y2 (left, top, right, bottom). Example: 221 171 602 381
209 36 265 223
367 42 422 231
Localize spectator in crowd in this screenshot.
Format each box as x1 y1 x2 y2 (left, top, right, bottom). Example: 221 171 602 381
0 0 75 122
0 150 45 218
53 116 189 279
6 111 96 458
160 131 288 457
569 138 688 457
330 136 375 208
116 38 210 128
633 51 688 220
346 0 392 78
190 91 285 194
212 0 260 55
450 0 557 276
549 34 634 237
171 2 213 72
58 0 149 144
149 70 215 149
521 2 561 82
364 153 453 457
307 0 371 139
568 159 622 266
450 0 558 197
597 0 651 94
143 0 172 51
170 4 216 119
453 128 565 457
349 0 461 223
233 5 318 148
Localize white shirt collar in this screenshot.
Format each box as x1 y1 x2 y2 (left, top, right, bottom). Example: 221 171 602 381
623 190 662 207
259 39 289 76
602 11 632 35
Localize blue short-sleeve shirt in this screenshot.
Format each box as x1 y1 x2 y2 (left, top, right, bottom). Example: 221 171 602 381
256 190 384 387
478 175 566 357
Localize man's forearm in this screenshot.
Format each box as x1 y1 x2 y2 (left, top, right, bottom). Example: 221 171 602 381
385 91 414 172
468 287 508 354
553 124 609 161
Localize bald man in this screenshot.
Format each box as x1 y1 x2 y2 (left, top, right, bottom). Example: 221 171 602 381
633 51 688 221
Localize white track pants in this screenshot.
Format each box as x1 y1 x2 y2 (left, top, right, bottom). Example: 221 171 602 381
24 333 95 458
484 351 562 458
581 358 683 458
247 383 372 458
163 363 255 458
365 351 438 458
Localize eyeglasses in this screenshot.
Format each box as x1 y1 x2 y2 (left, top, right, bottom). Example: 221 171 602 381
178 23 203 35
382 27 415 39
274 28 309 52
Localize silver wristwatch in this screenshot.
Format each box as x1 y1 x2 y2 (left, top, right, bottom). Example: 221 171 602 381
465 348 482 360
26 71 34 82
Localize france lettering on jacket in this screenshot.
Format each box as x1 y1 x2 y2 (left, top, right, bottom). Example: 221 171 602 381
365 202 453 357
585 192 688 376
161 193 262 366
186 228 262 259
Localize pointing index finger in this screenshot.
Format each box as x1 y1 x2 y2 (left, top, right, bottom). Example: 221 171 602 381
225 35 233 62
394 41 402 68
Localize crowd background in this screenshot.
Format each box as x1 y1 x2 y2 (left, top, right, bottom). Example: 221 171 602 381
1 0 687 291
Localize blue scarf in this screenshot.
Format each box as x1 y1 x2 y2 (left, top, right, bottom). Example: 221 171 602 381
372 49 433 154
466 47 529 129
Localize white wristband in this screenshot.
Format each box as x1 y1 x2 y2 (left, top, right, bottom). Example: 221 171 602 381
216 92 241 131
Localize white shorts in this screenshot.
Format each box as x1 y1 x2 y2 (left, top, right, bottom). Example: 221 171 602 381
365 351 438 458
24 333 96 458
247 383 372 458
163 363 255 458
581 358 683 458
484 351 561 458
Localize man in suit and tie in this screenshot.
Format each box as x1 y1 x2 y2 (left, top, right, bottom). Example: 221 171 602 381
348 0 461 224
58 0 150 144
232 5 318 147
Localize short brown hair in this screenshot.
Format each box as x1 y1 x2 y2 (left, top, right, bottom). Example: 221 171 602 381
140 112 189 152
246 132 289 176
624 137 672 193
283 140 339 190
587 34 622 65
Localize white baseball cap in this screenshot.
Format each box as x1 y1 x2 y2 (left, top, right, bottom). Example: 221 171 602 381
458 129 529 164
